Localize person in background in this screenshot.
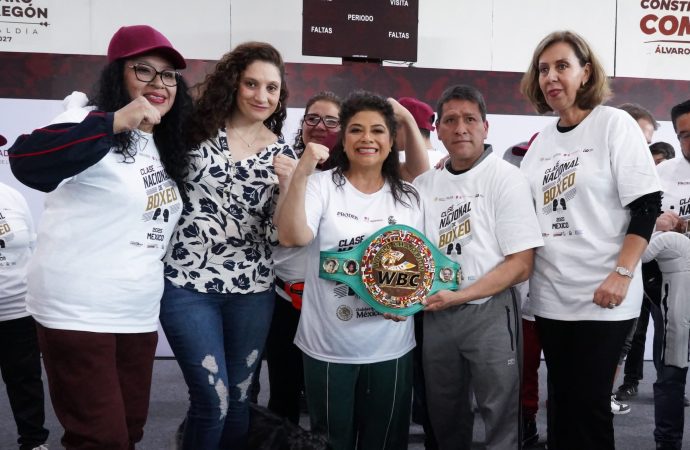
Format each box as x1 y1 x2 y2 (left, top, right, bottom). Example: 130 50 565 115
7 24 192 449
647 99 690 450
160 41 296 450
266 91 342 424
650 142 676 166
278 91 423 450
394 95 441 449
502 132 543 447
0 138 49 450
612 103 661 413
397 96 447 168
602 103 660 416
618 103 658 144
519 30 662 450
416 85 543 450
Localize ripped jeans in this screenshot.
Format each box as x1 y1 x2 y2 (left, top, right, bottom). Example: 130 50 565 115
160 279 274 450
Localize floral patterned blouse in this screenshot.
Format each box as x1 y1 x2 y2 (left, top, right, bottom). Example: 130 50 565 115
164 128 296 294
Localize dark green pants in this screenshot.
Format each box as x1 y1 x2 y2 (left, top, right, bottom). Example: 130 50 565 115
303 351 413 450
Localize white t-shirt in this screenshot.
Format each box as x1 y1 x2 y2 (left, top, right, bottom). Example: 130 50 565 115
656 157 690 221
0 183 35 322
520 105 662 321
414 150 543 304
27 110 182 333
294 170 421 364
273 245 308 302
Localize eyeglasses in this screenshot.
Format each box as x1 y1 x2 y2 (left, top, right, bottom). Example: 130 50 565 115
128 63 179 87
678 131 690 142
303 114 340 129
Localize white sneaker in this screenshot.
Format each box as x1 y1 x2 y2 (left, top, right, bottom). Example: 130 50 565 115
31 445 49 450
611 394 631 415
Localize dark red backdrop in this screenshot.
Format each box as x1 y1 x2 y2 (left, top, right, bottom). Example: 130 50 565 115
1 53 688 120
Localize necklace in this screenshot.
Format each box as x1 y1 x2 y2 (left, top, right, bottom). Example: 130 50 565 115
229 123 262 148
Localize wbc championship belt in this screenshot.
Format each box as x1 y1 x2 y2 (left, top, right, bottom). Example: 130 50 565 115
319 224 462 316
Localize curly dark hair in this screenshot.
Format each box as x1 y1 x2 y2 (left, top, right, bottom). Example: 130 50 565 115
187 41 289 146
292 91 342 156
89 59 193 189
330 90 419 208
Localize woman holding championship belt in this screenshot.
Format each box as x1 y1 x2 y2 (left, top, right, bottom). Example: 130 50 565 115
519 31 662 449
277 91 425 450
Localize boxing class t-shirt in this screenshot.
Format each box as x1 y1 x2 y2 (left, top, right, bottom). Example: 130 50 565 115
520 105 662 321
413 149 543 305
0 183 35 322
294 170 421 364
26 108 182 333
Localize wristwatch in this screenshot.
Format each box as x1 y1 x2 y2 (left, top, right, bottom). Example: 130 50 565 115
614 266 634 279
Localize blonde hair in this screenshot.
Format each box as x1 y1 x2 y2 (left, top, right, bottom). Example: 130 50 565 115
520 30 611 114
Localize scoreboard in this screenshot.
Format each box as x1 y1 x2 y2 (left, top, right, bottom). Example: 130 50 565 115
302 0 419 62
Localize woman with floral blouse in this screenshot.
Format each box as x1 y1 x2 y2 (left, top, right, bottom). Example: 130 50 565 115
160 41 296 450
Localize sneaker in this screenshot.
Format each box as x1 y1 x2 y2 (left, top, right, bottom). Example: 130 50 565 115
31 446 49 450
611 395 631 415
522 417 539 447
614 383 638 401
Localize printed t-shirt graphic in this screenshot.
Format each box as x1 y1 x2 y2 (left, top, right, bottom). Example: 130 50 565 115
437 197 472 255
537 149 582 237
294 170 421 364
519 105 662 321
657 157 690 222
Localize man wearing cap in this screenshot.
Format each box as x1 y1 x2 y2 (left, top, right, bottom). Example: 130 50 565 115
397 97 447 168
414 85 543 450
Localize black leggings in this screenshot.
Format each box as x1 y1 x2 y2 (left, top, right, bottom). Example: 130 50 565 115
536 316 634 450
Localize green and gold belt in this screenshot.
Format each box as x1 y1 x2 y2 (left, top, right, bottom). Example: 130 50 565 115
319 224 462 316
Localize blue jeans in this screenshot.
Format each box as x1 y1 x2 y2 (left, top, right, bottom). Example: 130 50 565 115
160 279 274 450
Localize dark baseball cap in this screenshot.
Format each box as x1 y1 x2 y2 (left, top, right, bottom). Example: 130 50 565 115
399 97 435 131
107 25 186 69
512 132 539 155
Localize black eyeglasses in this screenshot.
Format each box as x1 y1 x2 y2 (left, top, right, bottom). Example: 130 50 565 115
303 114 340 129
128 63 179 87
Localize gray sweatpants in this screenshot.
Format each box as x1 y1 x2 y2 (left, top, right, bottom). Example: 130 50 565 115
423 288 521 450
